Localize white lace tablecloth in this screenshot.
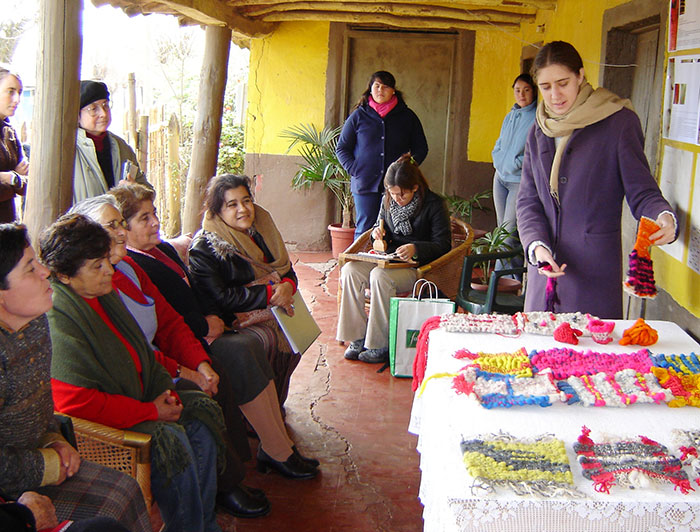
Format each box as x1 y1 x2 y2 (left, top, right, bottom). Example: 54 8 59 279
409 320 700 532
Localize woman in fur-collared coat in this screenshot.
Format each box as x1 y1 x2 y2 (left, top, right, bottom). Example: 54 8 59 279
188 175 301 407
517 41 677 318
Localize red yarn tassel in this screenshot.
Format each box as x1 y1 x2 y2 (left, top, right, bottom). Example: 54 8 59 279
412 315 443 392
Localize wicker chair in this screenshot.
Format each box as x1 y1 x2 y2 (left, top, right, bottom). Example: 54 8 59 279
337 217 474 311
67 415 153 509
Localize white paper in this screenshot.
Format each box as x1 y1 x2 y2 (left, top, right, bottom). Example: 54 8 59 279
663 55 700 144
676 0 700 51
659 145 693 261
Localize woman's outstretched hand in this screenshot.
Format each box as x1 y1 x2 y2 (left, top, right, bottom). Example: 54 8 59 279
534 245 567 278
650 212 676 246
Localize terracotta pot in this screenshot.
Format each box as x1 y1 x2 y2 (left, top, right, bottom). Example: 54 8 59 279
328 223 355 258
470 277 522 294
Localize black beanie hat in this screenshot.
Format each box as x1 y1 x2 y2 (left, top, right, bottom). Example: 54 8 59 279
80 80 110 109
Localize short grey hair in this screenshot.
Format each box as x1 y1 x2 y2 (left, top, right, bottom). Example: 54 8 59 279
68 194 120 222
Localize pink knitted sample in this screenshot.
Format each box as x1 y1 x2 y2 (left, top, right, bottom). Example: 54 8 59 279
587 318 615 345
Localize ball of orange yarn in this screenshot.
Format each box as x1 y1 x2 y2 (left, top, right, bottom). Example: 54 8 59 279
619 318 658 346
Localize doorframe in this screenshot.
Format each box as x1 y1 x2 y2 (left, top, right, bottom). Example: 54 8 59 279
324 24 475 196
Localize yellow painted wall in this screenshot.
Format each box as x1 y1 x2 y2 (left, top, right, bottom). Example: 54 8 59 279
246 21 329 155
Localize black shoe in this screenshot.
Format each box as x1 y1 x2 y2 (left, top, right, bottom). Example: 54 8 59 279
256 447 318 479
293 445 320 468
217 485 270 518
344 339 365 360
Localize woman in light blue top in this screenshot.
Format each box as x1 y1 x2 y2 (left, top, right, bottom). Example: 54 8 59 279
491 73 537 247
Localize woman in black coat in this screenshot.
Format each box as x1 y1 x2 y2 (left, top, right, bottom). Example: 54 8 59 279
336 154 451 364
336 71 428 239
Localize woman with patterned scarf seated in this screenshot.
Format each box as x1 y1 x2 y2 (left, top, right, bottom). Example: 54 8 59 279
336 154 452 364
40 214 226 532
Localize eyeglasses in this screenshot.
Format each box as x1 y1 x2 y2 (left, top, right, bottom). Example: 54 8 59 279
83 101 112 117
102 219 128 231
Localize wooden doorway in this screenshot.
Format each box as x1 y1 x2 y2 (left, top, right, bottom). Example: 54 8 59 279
337 29 468 194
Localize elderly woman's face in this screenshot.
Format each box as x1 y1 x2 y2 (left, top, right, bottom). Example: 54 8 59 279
59 255 114 299
96 205 128 264
126 200 161 251
79 98 112 136
220 186 255 232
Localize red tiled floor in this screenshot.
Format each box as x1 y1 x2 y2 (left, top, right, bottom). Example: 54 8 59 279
219 252 423 531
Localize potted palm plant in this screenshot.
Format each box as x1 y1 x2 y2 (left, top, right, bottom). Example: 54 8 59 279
470 223 521 293
281 123 355 257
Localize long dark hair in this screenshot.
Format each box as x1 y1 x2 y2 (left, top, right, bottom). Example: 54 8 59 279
383 153 430 211
354 70 404 110
532 41 583 80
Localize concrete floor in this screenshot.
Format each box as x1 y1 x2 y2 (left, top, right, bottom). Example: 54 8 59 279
215 252 424 532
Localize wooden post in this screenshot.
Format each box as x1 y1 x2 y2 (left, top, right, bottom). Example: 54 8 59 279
137 115 149 172
127 72 138 146
182 25 231 234
25 0 82 242
166 113 181 236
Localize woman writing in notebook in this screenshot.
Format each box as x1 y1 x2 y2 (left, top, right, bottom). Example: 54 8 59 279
336 154 451 364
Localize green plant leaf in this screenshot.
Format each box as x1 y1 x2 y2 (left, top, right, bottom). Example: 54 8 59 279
281 123 354 227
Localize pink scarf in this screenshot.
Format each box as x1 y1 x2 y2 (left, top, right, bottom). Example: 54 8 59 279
369 95 398 118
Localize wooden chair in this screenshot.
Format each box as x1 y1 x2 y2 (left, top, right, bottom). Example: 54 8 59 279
337 217 474 311
456 248 526 315
66 415 153 509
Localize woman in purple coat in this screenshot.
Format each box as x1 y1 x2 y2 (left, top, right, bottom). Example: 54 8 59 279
516 41 677 318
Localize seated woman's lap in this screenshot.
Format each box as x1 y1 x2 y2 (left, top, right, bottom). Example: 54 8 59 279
236 323 301 406
208 331 273 405
150 421 218 532
38 460 151 532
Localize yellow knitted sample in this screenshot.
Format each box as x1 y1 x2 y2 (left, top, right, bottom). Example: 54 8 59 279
462 439 573 484
472 347 533 377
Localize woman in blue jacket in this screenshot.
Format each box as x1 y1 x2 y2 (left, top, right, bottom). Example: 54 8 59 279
491 74 537 247
337 71 428 239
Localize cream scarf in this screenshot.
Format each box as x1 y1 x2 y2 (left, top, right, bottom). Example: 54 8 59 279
536 81 633 202
201 204 291 279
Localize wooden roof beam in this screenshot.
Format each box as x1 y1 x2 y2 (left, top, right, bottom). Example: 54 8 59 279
256 10 520 31
92 0 276 37
228 0 556 10
241 2 535 24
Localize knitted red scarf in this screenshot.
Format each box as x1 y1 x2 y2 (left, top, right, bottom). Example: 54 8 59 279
369 95 398 118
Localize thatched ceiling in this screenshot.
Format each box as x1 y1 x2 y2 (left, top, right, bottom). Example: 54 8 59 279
93 0 555 42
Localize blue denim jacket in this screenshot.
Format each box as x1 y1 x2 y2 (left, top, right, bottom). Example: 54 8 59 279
491 101 536 183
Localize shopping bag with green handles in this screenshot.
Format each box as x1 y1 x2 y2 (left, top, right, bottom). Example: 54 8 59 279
389 279 454 377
